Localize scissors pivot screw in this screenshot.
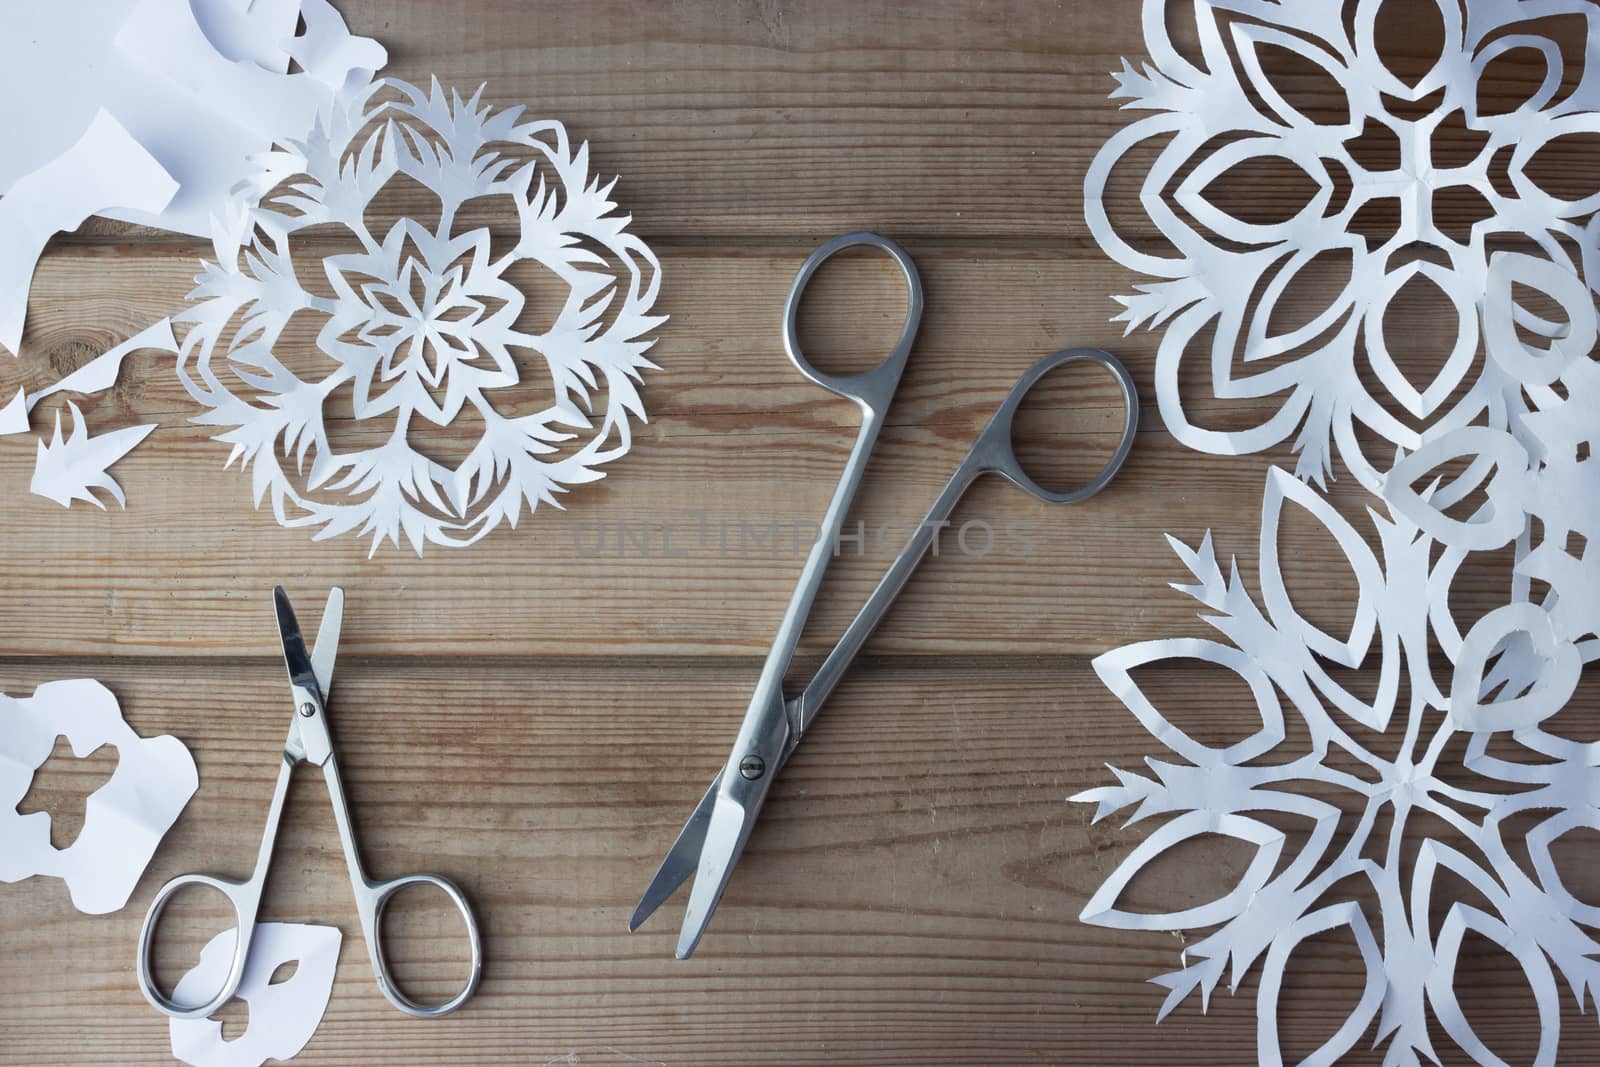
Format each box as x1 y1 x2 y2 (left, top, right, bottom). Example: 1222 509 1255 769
299 701 316 717
739 755 766 780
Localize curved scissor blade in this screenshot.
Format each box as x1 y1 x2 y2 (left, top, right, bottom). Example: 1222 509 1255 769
675 784 763 959
275 587 342 767
274 586 321 701
644 682 791 957
310 588 344 698
629 769 721 933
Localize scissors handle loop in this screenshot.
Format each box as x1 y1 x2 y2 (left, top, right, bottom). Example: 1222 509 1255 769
137 751 293 1020
321 747 483 1017
792 347 1138 739
973 347 1139 504
136 871 263 1019
359 872 484 1018
782 231 923 410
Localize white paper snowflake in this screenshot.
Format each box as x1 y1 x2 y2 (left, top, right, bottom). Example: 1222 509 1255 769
1074 468 1597 1067
176 77 665 554
1078 3 1600 1061
1084 0 1600 490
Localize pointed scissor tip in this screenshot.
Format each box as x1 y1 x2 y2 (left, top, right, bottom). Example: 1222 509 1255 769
674 915 705 960
628 888 664 933
273 586 299 629
273 586 307 632
627 887 665 935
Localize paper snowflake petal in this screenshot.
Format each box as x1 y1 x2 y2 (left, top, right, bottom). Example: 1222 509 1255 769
30 402 156 509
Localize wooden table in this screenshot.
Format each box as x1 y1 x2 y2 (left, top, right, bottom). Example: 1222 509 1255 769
1 2 1592 1063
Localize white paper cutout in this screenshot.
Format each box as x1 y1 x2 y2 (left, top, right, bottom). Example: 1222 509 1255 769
190 0 303 72
30 402 157 509
1073 468 1597 1067
0 319 178 437
0 0 384 235
1383 251 1599 737
0 0 384 353
0 679 197 915
1083 0 1600 492
283 0 389 92
0 110 178 355
177 77 666 554
169 922 342 1067
1078 3 1600 1060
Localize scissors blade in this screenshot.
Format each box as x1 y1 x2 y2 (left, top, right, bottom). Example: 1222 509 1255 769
673 686 790 958
675 781 765 960
310 588 344 698
275 587 336 766
274 587 322 702
628 769 721 933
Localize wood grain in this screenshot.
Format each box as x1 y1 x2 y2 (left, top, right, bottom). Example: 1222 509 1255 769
2 659 1590 1066
1 2 1591 1065
0 244 1518 657
66 0 1600 244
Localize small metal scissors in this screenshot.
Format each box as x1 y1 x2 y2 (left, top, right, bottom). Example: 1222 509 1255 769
631 231 1140 957
136 587 483 1019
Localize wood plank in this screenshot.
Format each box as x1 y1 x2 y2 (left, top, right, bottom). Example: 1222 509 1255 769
0 657 1587 1065
0 243 1514 658
3 3 1584 1063
62 0 1597 244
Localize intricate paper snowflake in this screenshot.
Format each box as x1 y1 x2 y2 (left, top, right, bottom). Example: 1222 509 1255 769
1079 3 1600 1060
1084 0 1600 490
1075 468 1598 1066
177 77 665 553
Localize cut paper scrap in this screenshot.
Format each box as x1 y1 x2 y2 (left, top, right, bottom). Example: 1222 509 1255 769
0 319 178 437
30 402 157 509
112 0 386 235
0 110 177 355
190 0 303 72
169 923 342 1067
1081 0 1600 492
116 0 381 169
0 0 385 355
0 679 197 915
178 77 667 555
1072 468 1597 1067
0 0 385 232
283 0 390 91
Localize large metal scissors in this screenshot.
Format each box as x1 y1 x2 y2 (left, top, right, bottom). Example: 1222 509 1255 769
631 231 1140 957
136 587 483 1019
